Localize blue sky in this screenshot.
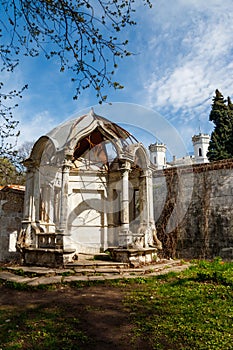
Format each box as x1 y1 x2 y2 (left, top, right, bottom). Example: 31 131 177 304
3 0 233 156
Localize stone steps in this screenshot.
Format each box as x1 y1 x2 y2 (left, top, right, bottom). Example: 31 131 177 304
0 259 190 286
65 261 129 269
64 252 130 269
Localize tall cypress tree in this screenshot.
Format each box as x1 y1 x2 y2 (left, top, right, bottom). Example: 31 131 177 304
207 90 233 161
226 96 233 156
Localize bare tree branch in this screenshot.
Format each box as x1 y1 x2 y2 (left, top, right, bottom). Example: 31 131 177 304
0 82 28 159
0 0 152 101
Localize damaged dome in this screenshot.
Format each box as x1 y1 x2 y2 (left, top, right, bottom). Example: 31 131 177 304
29 109 140 170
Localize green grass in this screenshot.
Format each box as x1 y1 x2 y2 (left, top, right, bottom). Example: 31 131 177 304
0 305 90 349
124 258 233 349
0 258 232 349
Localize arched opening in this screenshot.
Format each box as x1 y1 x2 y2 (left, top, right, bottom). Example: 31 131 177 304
72 127 118 170
133 147 149 170
30 136 56 165
199 147 202 157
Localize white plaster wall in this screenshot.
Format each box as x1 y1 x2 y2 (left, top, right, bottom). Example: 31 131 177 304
65 172 108 253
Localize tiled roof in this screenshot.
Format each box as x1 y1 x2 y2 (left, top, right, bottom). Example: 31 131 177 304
0 184 25 191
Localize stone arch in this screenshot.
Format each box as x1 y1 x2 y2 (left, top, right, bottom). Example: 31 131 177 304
128 144 150 170
29 136 57 165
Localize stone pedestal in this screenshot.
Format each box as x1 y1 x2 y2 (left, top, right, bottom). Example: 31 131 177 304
22 247 75 268
118 230 133 248
108 247 158 267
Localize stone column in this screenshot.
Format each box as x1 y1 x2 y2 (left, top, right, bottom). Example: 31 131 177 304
58 159 72 233
147 169 155 226
139 169 154 247
18 161 36 251
23 165 34 221
107 186 114 227
49 184 54 225
119 160 132 247
139 171 149 225
147 170 162 249
33 166 40 222
106 184 115 245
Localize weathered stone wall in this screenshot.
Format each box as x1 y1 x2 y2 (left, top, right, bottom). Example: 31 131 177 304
153 159 233 260
0 188 24 262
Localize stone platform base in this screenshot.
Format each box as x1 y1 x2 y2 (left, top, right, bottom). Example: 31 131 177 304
22 248 76 268
108 247 158 267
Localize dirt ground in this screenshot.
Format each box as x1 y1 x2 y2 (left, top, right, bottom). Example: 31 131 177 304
0 282 149 350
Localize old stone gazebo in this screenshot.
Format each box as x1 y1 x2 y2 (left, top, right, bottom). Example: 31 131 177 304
17 110 161 266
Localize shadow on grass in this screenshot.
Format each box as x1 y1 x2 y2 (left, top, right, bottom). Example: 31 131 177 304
0 303 90 350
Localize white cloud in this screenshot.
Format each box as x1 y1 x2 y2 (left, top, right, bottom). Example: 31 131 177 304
17 110 56 146
3 0 233 155
142 0 233 126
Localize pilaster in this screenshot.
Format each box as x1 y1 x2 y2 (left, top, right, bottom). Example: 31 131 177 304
33 166 40 222
139 169 155 247
119 160 132 247
58 157 72 234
